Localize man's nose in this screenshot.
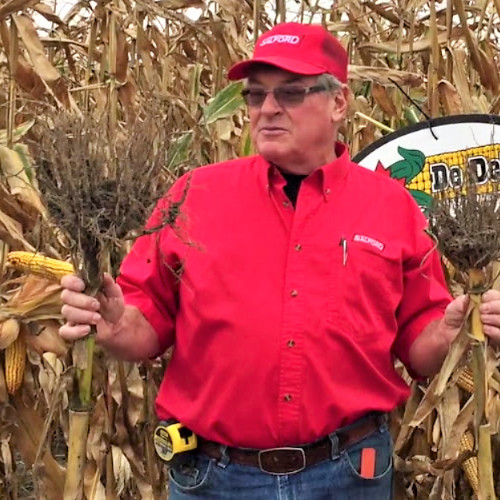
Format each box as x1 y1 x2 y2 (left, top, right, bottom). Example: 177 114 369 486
259 90 283 114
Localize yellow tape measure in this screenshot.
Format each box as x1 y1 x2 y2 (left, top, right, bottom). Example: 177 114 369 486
153 422 197 461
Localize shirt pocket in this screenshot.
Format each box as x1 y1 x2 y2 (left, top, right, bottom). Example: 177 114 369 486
328 243 403 341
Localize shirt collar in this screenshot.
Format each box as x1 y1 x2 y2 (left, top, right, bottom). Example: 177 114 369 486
262 141 351 196
317 142 351 188
317 142 350 199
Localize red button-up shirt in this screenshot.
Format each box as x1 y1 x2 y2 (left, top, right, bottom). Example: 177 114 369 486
117 143 451 448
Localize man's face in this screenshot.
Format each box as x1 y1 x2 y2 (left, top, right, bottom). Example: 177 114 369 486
245 67 348 174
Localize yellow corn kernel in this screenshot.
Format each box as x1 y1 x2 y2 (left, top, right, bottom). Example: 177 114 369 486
7 251 75 282
0 358 7 403
457 367 474 393
460 431 478 494
5 335 26 395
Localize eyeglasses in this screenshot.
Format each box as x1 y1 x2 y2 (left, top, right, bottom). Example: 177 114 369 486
241 84 327 107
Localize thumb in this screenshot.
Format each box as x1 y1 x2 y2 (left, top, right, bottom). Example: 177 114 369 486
97 273 125 324
101 272 122 299
444 294 469 328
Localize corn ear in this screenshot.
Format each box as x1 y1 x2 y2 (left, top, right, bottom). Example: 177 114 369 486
457 367 474 394
0 318 20 350
7 251 75 282
0 359 8 403
5 334 26 395
460 430 479 495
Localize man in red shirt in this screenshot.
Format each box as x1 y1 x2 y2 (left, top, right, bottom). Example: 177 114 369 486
60 23 500 499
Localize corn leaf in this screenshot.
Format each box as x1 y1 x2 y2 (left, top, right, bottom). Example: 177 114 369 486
166 131 193 171
0 120 35 145
203 81 244 124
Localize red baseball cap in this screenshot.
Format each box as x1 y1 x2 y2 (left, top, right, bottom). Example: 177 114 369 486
228 22 348 83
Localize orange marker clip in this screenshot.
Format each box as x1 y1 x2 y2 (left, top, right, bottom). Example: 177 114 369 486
360 447 376 478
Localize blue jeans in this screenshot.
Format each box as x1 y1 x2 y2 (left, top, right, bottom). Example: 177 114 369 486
168 425 393 499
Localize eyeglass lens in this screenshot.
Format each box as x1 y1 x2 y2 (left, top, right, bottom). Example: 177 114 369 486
242 85 321 107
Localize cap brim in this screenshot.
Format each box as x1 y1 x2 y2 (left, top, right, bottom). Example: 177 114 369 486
227 56 326 80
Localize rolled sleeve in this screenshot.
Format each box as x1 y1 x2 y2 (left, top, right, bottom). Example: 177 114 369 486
117 178 189 355
392 211 452 374
118 232 177 355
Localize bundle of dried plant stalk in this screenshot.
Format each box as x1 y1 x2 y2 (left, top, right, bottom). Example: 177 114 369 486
429 173 500 500
31 105 186 500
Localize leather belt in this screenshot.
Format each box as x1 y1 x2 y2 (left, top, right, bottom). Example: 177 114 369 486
198 413 385 475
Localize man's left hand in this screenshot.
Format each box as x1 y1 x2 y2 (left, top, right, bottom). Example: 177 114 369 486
409 290 500 377
444 289 500 345
479 289 500 344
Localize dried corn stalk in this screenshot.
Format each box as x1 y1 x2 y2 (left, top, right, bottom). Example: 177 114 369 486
429 176 500 500
0 0 499 498
31 105 185 500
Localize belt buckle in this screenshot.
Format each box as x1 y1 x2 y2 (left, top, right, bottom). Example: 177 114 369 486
257 447 306 475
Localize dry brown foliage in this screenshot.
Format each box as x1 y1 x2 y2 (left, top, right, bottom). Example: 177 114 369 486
33 108 178 290
430 182 500 272
0 0 499 499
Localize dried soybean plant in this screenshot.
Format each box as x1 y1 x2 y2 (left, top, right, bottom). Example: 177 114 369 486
35 109 178 288
30 105 185 499
429 173 500 500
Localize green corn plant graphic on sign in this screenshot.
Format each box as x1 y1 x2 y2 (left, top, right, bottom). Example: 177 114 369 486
374 146 433 212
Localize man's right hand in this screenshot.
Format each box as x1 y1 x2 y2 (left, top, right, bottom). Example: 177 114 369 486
60 272 125 341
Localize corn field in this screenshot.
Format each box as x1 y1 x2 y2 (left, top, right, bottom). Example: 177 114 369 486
0 0 499 499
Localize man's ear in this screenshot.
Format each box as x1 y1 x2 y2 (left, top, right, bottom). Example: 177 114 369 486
330 85 350 123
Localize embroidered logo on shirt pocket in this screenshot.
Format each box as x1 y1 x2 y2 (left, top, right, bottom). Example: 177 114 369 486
352 234 385 252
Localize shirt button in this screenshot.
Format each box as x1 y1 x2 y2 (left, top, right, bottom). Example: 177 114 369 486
325 188 331 195
287 339 295 347
294 243 302 251
282 200 290 207
290 289 298 297
284 394 292 402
